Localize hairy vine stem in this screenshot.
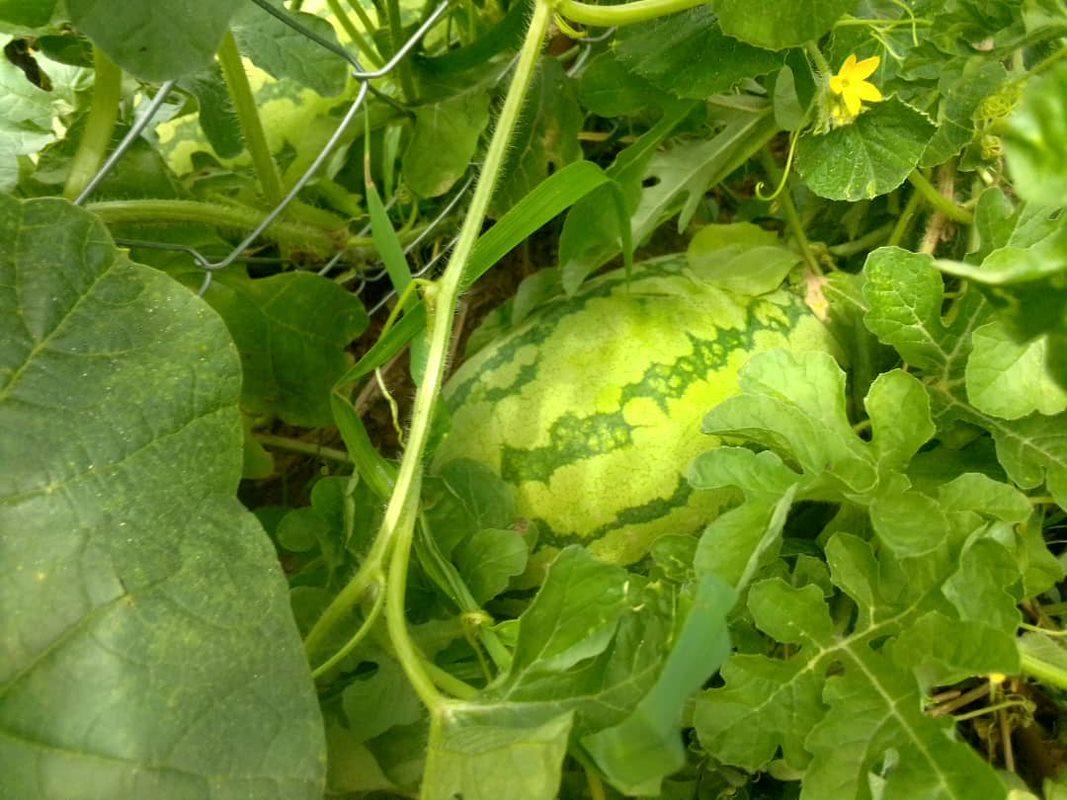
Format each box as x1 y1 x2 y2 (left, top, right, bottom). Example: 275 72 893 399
86 199 368 254
218 32 285 206
304 0 554 699
555 0 704 26
64 47 122 200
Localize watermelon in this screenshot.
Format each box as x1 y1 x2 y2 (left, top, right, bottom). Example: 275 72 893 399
434 253 838 565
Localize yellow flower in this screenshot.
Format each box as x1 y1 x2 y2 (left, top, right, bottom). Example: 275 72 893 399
828 54 884 125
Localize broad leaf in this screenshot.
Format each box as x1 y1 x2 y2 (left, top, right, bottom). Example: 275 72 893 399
582 575 735 796
232 0 349 97
403 91 490 198
0 0 57 29
68 0 244 81
0 197 324 798
797 98 935 201
613 6 781 99
422 706 573 800
205 270 369 427
714 0 857 50
966 320 1067 419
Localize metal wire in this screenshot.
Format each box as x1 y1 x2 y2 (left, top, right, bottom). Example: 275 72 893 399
76 0 454 297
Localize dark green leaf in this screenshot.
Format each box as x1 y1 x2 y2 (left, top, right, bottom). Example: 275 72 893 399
232 0 348 97
206 271 369 427
403 91 489 198
68 0 243 81
797 98 935 201
0 196 324 797
714 0 857 50
578 52 660 117
613 6 781 99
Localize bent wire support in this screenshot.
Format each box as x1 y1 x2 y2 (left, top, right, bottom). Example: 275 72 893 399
75 1 452 296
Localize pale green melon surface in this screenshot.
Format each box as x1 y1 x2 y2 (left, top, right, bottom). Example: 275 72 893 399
435 254 835 564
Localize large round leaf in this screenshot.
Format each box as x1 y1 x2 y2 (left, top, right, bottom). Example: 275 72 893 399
0 197 325 799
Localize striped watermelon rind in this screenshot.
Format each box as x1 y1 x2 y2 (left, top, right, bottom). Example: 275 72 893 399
434 253 837 565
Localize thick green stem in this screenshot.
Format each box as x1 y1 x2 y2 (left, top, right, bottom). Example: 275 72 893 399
326 0 382 67
555 0 705 26
907 170 973 224
1021 650 1067 690
304 0 553 698
385 0 418 102
86 199 359 254
384 481 443 709
218 32 284 205
64 47 123 200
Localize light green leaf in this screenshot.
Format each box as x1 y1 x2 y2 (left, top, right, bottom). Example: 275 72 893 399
205 271 368 427
232 0 348 96
862 246 968 373
687 224 801 295
506 547 629 681
403 91 490 198
891 612 1019 687
342 655 424 743
583 575 735 796
697 532 1013 799
1004 61 1067 206
0 0 57 29
0 55 57 191
613 6 781 99
865 369 936 473
797 98 935 201
869 488 951 557
714 0 857 50
0 197 324 798
967 320 1067 419
68 0 243 81
422 707 573 800
325 722 397 795
703 349 877 493
452 528 529 604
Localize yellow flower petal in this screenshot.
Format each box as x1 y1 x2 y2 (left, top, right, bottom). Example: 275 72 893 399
843 91 862 117
840 54 858 73
829 75 846 95
850 55 881 80
855 81 883 102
